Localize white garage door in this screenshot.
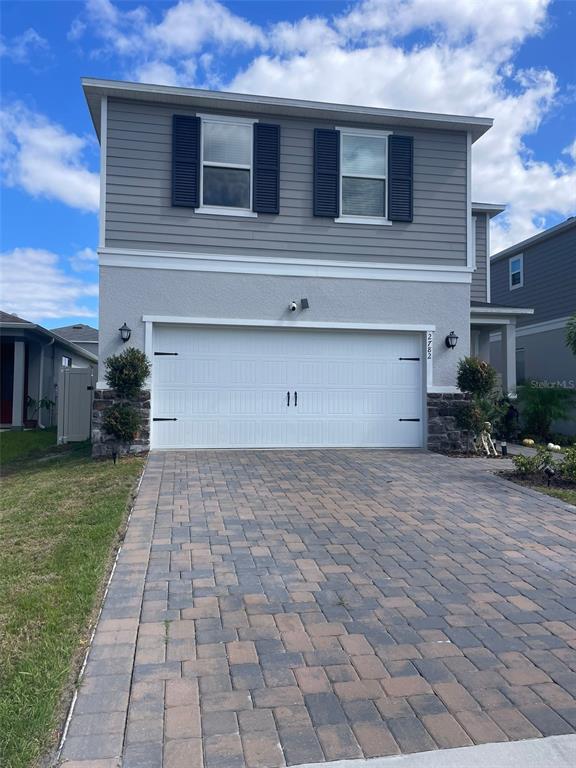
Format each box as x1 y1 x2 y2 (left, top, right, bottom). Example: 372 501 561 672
151 325 423 449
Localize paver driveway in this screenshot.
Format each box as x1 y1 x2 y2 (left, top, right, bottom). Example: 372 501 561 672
61 450 576 767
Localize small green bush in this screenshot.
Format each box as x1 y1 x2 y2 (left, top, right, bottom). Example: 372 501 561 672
102 403 142 443
512 446 556 477
517 383 575 441
104 347 151 399
560 447 576 482
457 357 498 397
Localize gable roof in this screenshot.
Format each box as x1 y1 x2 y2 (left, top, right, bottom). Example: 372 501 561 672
82 78 494 143
491 217 576 264
0 310 33 325
51 323 98 343
0 311 98 363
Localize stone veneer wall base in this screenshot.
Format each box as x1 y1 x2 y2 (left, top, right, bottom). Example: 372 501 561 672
92 389 150 458
427 392 471 453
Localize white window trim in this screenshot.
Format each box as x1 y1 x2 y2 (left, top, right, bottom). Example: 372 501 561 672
196 114 258 216
471 214 477 271
509 253 524 290
335 127 392 225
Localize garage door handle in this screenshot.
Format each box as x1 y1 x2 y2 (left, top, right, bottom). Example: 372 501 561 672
294 391 297 406
154 352 179 356
287 391 290 407
399 418 420 422
153 418 178 421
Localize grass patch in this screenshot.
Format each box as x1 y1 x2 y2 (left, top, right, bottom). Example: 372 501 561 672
0 428 57 464
0 441 144 768
526 485 576 507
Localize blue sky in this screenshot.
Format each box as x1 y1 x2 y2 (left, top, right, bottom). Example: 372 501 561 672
1 0 575 328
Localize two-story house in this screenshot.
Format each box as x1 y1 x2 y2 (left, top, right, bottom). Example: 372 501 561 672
83 78 528 453
490 217 575 433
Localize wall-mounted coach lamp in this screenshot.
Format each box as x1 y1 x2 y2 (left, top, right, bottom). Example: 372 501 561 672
445 331 459 349
119 322 132 343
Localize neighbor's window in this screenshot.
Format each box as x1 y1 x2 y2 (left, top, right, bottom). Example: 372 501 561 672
509 254 523 290
201 118 253 210
62 356 72 367
340 130 389 220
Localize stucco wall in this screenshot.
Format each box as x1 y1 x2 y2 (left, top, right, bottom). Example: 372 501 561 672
99 265 470 388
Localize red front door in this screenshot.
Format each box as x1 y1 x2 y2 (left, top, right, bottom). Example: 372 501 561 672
1 341 14 424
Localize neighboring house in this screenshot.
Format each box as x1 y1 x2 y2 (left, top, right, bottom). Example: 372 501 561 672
490 217 576 387
0 311 97 428
51 323 99 357
490 217 576 434
82 78 529 452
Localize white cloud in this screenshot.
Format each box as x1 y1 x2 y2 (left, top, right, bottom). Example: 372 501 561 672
0 248 98 322
74 0 264 85
0 103 99 212
70 247 98 272
0 28 50 63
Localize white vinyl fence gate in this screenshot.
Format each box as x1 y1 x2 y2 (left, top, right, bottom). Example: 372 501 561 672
57 367 94 444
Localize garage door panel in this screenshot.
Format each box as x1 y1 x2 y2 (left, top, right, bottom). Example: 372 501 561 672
152 326 423 449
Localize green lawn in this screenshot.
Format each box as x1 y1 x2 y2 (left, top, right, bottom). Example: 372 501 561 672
534 485 576 507
0 440 145 768
0 428 57 464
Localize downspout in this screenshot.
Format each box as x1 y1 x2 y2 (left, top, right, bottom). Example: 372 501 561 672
38 338 55 429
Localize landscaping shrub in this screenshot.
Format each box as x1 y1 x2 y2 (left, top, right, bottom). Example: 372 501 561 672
457 357 498 398
102 403 142 443
560 447 576 482
512 446 556 477
104 347 151 399
517 382 575 441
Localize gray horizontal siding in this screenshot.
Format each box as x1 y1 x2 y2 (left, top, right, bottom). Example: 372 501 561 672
471 214 488 302
491 224 576 325
105 99 468 266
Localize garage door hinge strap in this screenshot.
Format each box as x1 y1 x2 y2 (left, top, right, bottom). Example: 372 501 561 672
399 357 420 361
154 352 179 356
153 418 178 421
399 418 421 422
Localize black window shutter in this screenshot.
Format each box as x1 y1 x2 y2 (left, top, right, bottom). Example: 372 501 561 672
253 123 280 214
313 129 339 217
172 115 201 208
388 135 413 222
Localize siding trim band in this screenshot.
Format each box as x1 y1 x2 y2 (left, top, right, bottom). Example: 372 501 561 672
99 247 473 284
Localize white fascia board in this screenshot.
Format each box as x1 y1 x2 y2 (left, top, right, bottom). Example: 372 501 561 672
82 78 493 142
142 316 436 333
99 248 472 284
471 306 534 315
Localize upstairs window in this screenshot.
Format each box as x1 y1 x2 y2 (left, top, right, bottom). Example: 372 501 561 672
62 355 72 367
200 117 253 212
339 129 390 223
509 254 523 290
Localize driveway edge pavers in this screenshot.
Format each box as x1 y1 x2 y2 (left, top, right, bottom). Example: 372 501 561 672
57 456 161 767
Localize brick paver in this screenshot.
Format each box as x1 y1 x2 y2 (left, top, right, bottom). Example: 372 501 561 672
60 450 576 766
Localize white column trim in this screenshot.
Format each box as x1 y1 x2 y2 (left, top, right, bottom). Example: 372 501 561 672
12 340 26 427
486 212 492 303
426 330 434 388
466 132 473 270
98 95 108 249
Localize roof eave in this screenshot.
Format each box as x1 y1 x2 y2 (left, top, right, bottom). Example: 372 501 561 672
82 78 494 143
0 322 98 363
